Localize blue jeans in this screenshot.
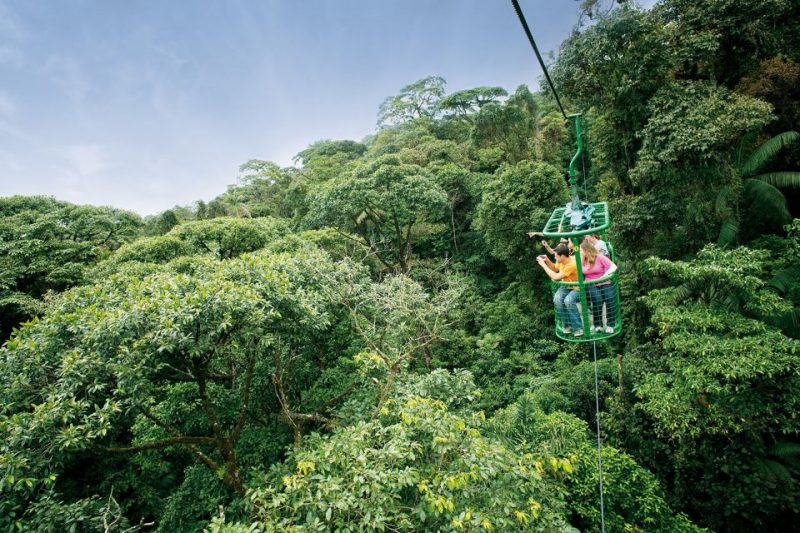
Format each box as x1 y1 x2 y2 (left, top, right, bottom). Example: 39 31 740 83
553 287 582 330
586 283 616 328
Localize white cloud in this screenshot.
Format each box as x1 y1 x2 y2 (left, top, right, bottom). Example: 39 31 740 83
0 92 14 116
65 143 107 176
0 45 23 67
43 55 91 104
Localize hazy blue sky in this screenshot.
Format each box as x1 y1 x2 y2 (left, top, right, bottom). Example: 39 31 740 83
0 1 633 215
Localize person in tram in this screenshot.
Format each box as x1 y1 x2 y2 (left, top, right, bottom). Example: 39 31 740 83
537 243 584 336
580 240 617 333
584 233 609 257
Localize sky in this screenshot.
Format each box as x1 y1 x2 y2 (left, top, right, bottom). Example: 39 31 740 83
0 1 643 216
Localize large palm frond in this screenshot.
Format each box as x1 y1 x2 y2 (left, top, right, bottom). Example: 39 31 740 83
744 178 792 224
769 441 800 466
766 266 800 338
754 441 800 482
760 305 800 337
715 185 734 215
768 265 800 295
717 217 739 247
755 171 800 188
740 131 799 177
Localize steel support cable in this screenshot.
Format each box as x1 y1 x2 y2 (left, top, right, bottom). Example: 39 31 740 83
592 340 607 533
511 0 591 199
510 0 568 120
511 5 603 526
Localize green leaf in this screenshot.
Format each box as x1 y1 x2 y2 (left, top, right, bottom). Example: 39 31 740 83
740 131 799 176
754 171 800 189
743 178 791 223
717 218 739 247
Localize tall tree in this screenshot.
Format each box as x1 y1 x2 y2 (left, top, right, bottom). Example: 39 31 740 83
377 76 446 127
306 155 448 273
0 196 142 341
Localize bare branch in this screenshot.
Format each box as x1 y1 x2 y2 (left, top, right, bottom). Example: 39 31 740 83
231 354 256 442
99 436 216 453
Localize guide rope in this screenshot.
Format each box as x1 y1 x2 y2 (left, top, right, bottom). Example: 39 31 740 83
592 340 606 533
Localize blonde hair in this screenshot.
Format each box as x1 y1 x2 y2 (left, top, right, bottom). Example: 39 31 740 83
580 240 598 266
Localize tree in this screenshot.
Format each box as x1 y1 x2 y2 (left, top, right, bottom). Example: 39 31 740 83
91 217 290 280
736 57 800 134
0 247 364 525
552 6 673 186
614 80 774 257
625 245 800 529
474 160 568 271
172 217 289 260
217 371 574 532
0 196 142 341
490 397 703 532
214 160 296 219
470 86 540 164
294 140 367 166
439 87 507 118
718 130 800 244
658 0 800 87
377 76 446 127
153 209 179 235
306 155 449 272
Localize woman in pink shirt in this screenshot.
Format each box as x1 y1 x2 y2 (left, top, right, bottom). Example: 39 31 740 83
580 240 618 333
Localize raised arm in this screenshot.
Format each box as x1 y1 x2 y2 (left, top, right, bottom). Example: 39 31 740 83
537 256 564 281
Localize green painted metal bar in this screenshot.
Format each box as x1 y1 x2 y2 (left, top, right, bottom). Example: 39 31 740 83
567 113 584 207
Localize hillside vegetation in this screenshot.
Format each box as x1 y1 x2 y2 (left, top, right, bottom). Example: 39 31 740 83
2 1 800 531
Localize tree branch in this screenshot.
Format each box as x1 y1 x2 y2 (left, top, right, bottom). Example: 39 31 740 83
99 436 216 453
231 354 255 443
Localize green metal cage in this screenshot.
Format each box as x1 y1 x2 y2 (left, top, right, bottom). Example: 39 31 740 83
542 202 621 343
550 271 621 343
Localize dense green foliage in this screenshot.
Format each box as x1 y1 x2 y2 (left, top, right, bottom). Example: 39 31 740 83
0 196 142 342
2 1 800 531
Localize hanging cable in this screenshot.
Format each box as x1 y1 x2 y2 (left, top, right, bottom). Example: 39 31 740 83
510 0 568 120
592 340 607 533
513 1 605 524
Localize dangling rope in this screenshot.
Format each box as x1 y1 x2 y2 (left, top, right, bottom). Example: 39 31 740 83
510 0 568 120
592 340 606 533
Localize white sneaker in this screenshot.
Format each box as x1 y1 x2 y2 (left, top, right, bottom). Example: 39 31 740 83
562 327 572 334
591 326 602 333
574 329 584 337
605 326 615 334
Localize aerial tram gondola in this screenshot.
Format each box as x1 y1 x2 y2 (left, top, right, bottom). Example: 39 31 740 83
508 0 622 344
541 113 622 343
510 1 618 530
